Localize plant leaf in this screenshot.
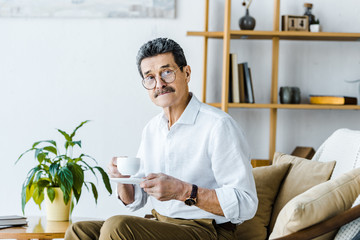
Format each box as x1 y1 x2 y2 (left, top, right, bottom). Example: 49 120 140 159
37 179 50 189
25 166 41 189
32 186 44 210
79 160 97 178
34 148 42 160
32 140 57 148
22 184 35 214
34 170 44 182
67 163 84 194
94 166 112 195
70 198 75 214
43 146 57 155
81 154 98 164
72 186 81 203
16 148 35 164
36 152 47 164
70 120 90 138
47 187 56 203
49 163 60 178
72 141 82 148
21 184 27 214
58 167 73 204
57 129 71 141
89 182 98 204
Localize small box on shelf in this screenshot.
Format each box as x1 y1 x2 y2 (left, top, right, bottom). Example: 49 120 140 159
281 15 309 32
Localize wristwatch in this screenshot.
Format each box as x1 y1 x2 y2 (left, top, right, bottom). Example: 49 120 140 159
184 184 198 206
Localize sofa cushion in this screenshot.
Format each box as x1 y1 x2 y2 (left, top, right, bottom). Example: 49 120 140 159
269 167 360 240
236 163 290 240
334 194 360 240
269 152 336 232
311 128 360 179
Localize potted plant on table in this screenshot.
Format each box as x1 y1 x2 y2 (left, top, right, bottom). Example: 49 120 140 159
16 120 112 221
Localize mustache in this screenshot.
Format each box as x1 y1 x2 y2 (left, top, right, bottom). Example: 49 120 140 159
154 87 175 98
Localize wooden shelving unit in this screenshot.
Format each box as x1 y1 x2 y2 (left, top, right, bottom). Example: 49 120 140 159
187 0 360 162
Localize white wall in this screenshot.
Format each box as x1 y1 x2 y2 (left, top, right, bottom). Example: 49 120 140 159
0 0 359 219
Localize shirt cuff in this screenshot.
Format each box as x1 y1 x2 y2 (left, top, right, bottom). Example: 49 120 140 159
215 187 240 222
216 187 257 224
116 184 145 211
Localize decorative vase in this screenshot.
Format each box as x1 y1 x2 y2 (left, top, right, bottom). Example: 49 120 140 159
44 188 72 221
239 9 256 30
279 87 292 104
279 87 301 104
291 87 301 104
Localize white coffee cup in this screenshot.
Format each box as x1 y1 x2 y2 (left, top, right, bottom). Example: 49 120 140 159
116 156 140 175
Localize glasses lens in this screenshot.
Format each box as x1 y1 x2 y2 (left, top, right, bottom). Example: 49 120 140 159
142 78 155 90
161 70 175 83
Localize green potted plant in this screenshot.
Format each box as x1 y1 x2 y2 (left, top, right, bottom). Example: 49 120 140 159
16 120 112 220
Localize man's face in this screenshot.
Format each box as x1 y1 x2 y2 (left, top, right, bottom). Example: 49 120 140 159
140 52 191 109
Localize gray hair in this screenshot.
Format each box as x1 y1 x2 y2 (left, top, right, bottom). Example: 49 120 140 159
136 38 187 77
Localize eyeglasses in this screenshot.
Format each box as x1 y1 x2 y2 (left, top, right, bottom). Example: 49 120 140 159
142 66 182 90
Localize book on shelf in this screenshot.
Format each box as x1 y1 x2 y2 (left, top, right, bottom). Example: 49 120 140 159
0 215 27 227
242 62 255 103
238 63 246 103
309 95 358 105
228 57 255 104
231 53 240 103
228 54 233 103
248 67 255 103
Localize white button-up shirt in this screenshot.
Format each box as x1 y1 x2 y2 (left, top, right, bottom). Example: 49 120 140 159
124 93 257 224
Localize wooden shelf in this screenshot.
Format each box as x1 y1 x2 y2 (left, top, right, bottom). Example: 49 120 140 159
187 30 360 41
207 103 360 110
188 0 360 160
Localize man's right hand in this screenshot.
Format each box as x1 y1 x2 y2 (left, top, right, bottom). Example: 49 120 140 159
108 157 135 205
107 157 130 178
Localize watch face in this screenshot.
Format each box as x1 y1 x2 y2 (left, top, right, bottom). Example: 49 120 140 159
185 198 196 206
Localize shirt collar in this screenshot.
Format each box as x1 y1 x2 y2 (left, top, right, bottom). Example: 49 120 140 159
160 92 201 127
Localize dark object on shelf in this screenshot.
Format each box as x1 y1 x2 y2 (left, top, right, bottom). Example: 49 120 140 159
239 9 256 30
281 15 309 31
291 146 316 159
279 87 301 104
292 87 301 103
304 3 316 30
242 62 255 103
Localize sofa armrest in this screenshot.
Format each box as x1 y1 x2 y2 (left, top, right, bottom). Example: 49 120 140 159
272 204 360 240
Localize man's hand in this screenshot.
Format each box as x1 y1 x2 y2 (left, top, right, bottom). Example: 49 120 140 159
140 173 192 202
107 157 130 178
108 157 134 205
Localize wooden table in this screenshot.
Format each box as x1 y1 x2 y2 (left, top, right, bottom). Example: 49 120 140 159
0 216 98 240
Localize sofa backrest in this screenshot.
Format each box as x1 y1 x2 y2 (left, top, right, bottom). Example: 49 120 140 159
312 128 360 179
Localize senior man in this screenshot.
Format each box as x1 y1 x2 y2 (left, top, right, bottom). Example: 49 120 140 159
65 37 257 240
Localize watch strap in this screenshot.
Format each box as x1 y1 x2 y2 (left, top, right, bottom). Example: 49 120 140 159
190 184 198 199
184 184 198 206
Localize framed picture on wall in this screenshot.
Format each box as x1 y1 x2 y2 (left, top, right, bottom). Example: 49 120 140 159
0 0 175 18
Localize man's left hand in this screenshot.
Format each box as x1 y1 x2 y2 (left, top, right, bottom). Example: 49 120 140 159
140 173 191 201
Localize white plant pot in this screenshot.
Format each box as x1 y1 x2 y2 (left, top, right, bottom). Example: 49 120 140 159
310 24 321 32
44 188 72 221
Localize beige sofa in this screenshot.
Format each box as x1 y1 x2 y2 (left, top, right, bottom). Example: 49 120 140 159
235 128 360 240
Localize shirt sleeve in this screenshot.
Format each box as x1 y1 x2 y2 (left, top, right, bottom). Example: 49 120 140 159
209 117 258 223
116 126 148 211
116 184 148 211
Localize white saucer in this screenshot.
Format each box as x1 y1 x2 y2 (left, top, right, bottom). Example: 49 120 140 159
110 177 143 184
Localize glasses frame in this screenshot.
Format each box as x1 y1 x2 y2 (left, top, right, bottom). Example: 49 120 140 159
142 66 183 90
